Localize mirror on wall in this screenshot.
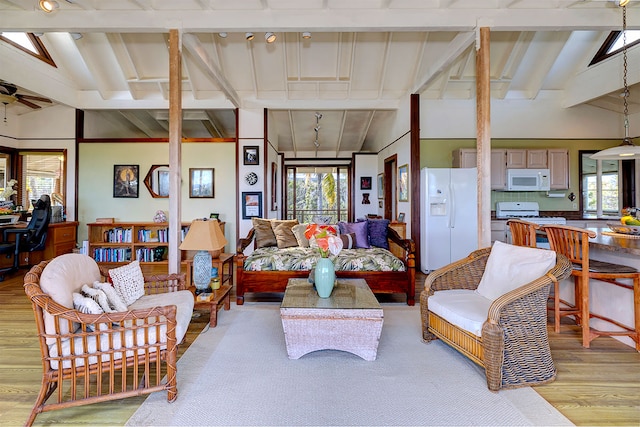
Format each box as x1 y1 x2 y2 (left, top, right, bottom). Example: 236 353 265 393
144 165 170 198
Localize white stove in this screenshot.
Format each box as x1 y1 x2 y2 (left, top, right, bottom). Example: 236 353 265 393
496 202 566 225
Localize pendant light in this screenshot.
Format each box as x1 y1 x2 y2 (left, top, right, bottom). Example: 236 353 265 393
592 5 640 160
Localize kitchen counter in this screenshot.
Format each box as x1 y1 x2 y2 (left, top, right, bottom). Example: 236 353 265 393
587 227 640 256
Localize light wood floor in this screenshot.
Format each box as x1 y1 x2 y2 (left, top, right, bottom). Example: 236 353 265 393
1 269 639 426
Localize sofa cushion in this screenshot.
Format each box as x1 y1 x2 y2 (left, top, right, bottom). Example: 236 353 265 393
40 254 102 344
476 241 556 301
252 218 277 248
428 289 492 337
338 221 370 249
109 261 145 306
271 219 299 249
291 223 310 248
367 218 390 250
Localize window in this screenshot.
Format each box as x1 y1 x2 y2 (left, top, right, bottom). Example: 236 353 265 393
0 32 56 67
590 30 640 66
19 151 66 211
285 166 349 224
580 152 622 216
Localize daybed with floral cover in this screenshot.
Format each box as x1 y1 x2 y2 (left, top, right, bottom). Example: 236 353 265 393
236 218 416 305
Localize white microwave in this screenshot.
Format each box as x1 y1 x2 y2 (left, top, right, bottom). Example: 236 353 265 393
506 169 550 191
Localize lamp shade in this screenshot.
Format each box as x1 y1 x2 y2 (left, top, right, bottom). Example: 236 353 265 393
179 219 228 253
590 139 640 160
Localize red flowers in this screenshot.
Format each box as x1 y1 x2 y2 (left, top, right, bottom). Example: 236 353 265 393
305 224 342 258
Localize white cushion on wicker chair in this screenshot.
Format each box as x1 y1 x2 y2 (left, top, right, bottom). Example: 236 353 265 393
40 254 102 344
428 289 492 336
128 290 194 343
476 241 556 301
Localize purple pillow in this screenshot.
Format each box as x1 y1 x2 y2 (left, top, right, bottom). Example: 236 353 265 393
368 218 390 250
338 221 370 249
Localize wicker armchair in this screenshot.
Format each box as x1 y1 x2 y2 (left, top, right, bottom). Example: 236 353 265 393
23 254 194 426
420 247 572 391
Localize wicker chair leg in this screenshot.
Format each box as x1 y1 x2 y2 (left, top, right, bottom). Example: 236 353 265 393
482 322 504 392
554 280 561 333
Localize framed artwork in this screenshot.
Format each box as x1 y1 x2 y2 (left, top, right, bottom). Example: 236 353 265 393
377 173 384 199
398 164 409 202
397 212 405 223
242 192 262 219
243 146 259 165
360 176 372 190
113 164 139 198
209 213 219 220
189 168 214 198
271 162 278 211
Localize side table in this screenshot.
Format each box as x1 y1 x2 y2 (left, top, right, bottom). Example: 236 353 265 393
187 253 234 327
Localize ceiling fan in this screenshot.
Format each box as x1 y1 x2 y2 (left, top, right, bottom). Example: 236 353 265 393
0 80 52 110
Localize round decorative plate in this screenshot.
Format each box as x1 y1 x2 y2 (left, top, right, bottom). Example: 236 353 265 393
245 172 258 185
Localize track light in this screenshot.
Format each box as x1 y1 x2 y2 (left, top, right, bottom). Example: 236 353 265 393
218 32 227 38
39 0 59 12
302 32 311 39
245 32 254 41
265 32 276 43
619 0 630 6
70 32 82 40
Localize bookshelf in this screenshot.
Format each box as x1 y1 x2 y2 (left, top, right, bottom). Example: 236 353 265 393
87 221 225 275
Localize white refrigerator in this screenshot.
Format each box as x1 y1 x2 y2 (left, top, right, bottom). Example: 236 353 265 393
420 167 478 273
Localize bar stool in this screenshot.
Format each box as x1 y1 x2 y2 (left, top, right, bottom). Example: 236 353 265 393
542 224 640 350
506 219 539 248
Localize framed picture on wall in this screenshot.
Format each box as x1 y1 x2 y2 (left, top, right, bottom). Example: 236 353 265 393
398 164 409 202
189 168 214 198
243 146 259 165
242 192 262 219
360 176 372 190
377 173 384 199
113 165 139 198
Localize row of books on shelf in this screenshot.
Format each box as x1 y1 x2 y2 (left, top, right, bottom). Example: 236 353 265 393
92 248 132 263
135 248 164 262
101 227 188 243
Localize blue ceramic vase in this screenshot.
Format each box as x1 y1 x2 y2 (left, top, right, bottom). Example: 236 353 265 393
314 257 336 298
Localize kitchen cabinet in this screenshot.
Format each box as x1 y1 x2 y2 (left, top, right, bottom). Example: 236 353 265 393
491 220 507 243
548 148 569 189
506 149 547 169
451 148 506 190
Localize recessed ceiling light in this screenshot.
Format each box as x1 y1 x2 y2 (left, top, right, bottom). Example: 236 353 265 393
245 32 254 41
218 32 227 38
265 32 276 43
39 0 59 13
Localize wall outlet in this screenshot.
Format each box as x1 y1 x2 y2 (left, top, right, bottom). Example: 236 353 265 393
572 203 577 209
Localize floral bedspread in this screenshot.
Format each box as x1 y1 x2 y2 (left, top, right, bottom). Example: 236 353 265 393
244 246 406 272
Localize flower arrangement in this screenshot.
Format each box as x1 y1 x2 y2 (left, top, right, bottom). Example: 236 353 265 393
304 224 343 258
0 179 17 201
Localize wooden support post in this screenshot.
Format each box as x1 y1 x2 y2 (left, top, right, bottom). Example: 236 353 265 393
168 29 182 274
476 27 491 248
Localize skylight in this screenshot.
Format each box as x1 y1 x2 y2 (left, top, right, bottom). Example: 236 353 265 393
608 30 640 54
0 32 56 67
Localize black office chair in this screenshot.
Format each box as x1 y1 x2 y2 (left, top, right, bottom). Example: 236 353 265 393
0 195 51 280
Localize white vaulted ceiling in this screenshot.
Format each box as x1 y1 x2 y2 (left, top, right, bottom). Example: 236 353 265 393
0 0 639 157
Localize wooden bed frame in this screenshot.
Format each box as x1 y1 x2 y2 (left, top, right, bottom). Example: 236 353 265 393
235 227 416 305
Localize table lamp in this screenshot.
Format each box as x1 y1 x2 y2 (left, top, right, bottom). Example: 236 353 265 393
179 219 228 294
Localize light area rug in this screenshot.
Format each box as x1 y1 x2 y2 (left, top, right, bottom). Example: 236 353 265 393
126 303 573 427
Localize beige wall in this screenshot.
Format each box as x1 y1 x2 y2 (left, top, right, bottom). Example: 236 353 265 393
420 138 621 212
78 142 236 252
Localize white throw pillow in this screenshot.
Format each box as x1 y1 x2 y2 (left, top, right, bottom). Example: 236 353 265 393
475 241 557 301
73 292 104 315
93 281 128 312
81 284 113 313
109 261 145 306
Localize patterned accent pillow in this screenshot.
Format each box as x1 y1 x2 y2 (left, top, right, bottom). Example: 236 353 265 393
81 284 113 313
108 260 145 306
291 223 310 248
93 281 128 312
271 219 299 249
251 218 277 248
339 232 356 249
338 221 370 249
73 292 104 314
367 218 390 250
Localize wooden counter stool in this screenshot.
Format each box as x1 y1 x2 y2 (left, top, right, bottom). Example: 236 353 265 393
542 224 640 350
506 219 539 248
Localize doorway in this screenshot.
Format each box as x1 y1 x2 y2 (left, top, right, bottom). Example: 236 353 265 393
383 155 397 220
